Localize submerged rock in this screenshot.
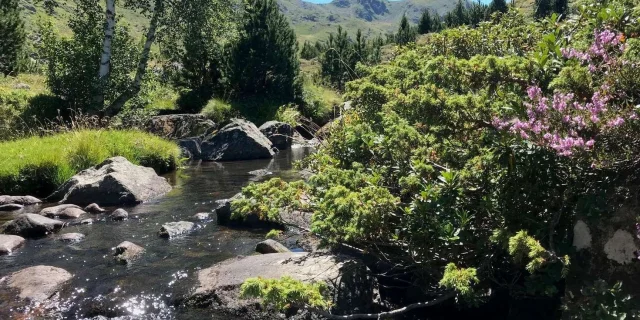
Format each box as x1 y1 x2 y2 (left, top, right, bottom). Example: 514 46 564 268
0 195 41 206
110 209 129 221
159 221 196 238
40 204 82 217
2 213 65 238
49 157 172 206
0 204 24 211
193 212 210 221
2 265 72 302
43 207 86 219
255 239 290 254
56 232 85 242
201 119 275 161
114 241 144 264
188 253 379 317
0 234 26 255
85 203 106 213
259 121 294 150
146 114 215 139
80 218 94 225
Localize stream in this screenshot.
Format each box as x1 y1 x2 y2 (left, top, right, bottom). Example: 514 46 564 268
0 147 314 319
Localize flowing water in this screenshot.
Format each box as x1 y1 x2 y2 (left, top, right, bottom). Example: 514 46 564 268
0 148 314 319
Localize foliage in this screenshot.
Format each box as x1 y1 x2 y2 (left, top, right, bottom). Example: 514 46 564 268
0 130 180 196
200 98 236 123
274 105 301 127
439 263 479 297
265 229 283 239
231 178 309 223
396 14 417 46
37 3 140 113
230 0 302 103
0 0 26 76
563 280 640 319
240 276 331 311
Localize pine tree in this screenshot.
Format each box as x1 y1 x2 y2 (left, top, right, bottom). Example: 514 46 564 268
231 0 301 101
454 0 468 26
535 0 553 19
301 41 320 60
396 14 416 46
0 0 25 76
554 0 568 16
418 9 432 34
489 0 509 14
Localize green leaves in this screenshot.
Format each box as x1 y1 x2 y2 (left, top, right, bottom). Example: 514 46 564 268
240 276 331 311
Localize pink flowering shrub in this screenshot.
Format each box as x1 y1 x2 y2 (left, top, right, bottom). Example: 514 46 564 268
494 29 638 157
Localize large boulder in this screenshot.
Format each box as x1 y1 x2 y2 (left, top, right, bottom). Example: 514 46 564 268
40 204 82 217
2 213 66 238
0 234 25 255
0 195 41 206
146 114 216 139
179 137 202 159
1 266 73 302
48 157 172 206
259 121 294 150
201 119 275 161
255 239 290 254
187 253 379 318
42 206 86 219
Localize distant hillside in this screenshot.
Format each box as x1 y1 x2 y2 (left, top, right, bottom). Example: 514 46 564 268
18 0 533 44
280 0 460 42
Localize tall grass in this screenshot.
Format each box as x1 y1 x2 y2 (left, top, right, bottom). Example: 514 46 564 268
0 130 181 197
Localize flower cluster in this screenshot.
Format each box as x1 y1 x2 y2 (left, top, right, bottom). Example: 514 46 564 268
494 29 636 157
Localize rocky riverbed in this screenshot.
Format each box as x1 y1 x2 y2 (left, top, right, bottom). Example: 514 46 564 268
0 148 314 319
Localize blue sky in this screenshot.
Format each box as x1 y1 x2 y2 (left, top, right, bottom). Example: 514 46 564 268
303 0 493 4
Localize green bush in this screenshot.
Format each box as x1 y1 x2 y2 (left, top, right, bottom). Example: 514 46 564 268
200 98 236 123
0 130 180 196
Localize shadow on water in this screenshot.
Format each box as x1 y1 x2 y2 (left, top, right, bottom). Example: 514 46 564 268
0 148 314 319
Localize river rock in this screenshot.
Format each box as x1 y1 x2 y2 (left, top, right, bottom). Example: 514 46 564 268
85 203 106 213
49 157 172 206
45 207 86 219
2 213 65 238
259 121 294 150
81 218 94 225
193 212 210 221
40 204 81 217
56 232 85 242
159 221 195 238
110 209 129 221
114 241 144 264
0 195 41 206
179 137 202 159
201 119 275 161
2 266 72 302
255 239 290 254
187 253 379 317
0 204 24 211
146 114 216 139
0 234 25 254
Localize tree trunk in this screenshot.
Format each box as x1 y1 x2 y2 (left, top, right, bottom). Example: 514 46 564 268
94 0 116 109
106 0 162 116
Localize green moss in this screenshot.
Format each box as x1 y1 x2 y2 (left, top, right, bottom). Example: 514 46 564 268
0 130 180 196
240 276 331 311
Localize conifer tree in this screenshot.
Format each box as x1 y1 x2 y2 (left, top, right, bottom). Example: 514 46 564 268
490 0 509 14
535 0 553 19
0 0 25 76
418 9 432 34
554 0 568 16
231 0 301 101
396 14 416 46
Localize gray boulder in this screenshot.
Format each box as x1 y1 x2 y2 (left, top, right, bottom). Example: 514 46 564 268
49 157 172 206
2 266 72 302
42 207 86 219
0 234 25 255
159 221 196 238
0 204 24 211
56 232 85 242
114 241 144 264
146 114 216 139
201 119 275 161
110 209 129 221
85 203 106 213
255 239 290 254
179 137 202 159
187 253 379 318
40 204 82 217
0 195 41 206
259 121 294 150
2 213 65 238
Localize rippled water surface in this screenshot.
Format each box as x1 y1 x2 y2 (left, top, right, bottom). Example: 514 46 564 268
0 148 313 319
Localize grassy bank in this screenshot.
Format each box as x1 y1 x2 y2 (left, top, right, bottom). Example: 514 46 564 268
0 130 181 197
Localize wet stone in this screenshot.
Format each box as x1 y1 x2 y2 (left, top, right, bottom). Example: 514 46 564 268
110 209 129 221
56 232 85 242
159 221 196 238
0 234 26 255
114 241 144 264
